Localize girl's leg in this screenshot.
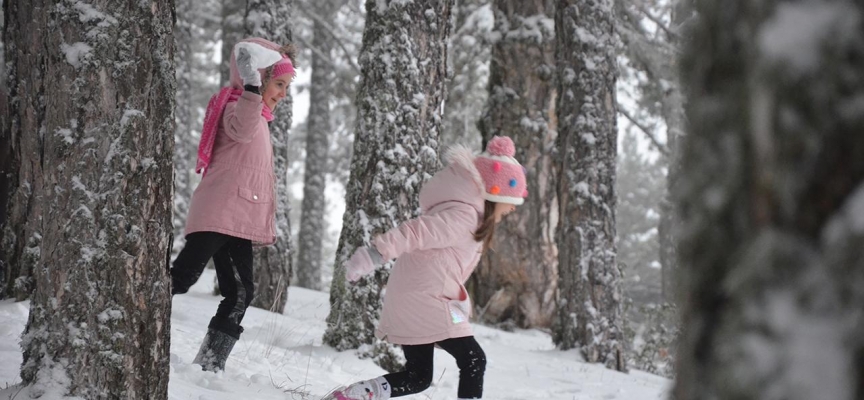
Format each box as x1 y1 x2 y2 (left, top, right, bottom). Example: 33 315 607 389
383 343 435 397
170 231 230 294
192 235 253 372
326 344 435 400
436 336 486 399
212 236 254 325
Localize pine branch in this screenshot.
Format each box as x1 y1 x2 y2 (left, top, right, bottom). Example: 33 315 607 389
618 106 669 156
295 2 362 74
636 3 678 40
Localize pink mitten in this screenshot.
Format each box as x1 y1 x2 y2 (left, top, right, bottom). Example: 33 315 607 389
345 247 375 282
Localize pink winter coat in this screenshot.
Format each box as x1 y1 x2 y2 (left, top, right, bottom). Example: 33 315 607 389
184 38 281 246
374 146 486 345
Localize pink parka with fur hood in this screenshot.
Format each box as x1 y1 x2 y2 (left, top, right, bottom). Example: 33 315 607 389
373 146 486 345
184 38 283 246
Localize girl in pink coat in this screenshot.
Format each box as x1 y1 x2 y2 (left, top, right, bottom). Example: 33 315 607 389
327 136 528 400
170 37 295 372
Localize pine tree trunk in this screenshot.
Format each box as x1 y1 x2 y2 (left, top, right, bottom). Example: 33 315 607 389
221 0 246 86
1 1 47 301
441 0 490 150
468 0 558 329
674 0 864 398
174 0 197 255
11 1 175 397
658 0 689 304
296 0 341 291
323 0 454 371
552 0 626 371
246 0 295 314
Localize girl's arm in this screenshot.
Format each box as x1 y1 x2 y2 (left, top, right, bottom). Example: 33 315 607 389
372 202 479 261
221 91 264 144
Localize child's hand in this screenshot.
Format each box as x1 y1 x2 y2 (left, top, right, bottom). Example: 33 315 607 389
234 42 282 87
345 246 382 282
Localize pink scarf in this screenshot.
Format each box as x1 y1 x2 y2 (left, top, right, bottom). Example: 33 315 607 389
195 88 274 174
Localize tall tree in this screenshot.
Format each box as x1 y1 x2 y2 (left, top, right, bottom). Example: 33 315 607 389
244 0 296 313
295 0 343 290
441 0 491 151
552 0 627 371
469 0 558 329
0 3 41 300
616 129 664 308
615 0 691 303
174 0 198 255
221 0 246 85
674 0 864 397
323 0 454 370
5 0 175 397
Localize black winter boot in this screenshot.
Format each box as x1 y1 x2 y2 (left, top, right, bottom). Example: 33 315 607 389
193 316 243 372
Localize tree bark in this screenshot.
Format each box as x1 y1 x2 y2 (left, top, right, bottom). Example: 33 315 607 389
468 0 559 330
11 1 175 397
323 0 454 371
1 1 47 301
552 0 627 371
674 0 864 398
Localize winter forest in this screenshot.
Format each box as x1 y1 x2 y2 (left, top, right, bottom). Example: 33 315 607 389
1 0 864 399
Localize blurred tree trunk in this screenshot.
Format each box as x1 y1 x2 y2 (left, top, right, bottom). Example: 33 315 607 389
174 0 197 257
10 0 175 397
469 0 558 330
674 0 864 398
296 0 342 291
323 0 454 372
221 0 246 86
552 0 627 371
441 0 491 151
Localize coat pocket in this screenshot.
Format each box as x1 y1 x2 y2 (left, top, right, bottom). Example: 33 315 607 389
447 298 471 325
238 187 271 204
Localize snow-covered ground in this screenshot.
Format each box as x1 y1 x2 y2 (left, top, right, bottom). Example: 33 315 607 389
0 269 669 399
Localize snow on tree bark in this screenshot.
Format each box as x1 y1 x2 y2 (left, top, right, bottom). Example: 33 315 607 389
323 0 454 370
468 0 559 329
245 0 295 314
674 0 864 398
11 0 175 397
1 1 49 301
552 0 627 371
296 0 342 291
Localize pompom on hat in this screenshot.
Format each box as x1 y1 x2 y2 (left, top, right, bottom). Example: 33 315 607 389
473 136 528 205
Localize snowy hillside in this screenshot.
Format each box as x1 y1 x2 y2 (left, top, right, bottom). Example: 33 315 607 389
0 269 669 400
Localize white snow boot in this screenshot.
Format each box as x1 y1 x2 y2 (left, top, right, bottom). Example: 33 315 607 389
323 377 392 400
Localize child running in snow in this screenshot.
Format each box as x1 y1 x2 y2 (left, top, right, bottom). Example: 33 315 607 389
325 136 528 400
169 37 296 372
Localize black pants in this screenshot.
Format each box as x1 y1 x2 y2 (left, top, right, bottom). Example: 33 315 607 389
171 231 254 338
384 336 486 399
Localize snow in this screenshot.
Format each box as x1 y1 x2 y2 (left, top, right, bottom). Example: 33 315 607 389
60 42 92 69
0 269 670 399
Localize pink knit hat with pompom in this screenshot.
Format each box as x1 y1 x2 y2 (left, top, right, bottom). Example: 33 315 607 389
473 136 527 205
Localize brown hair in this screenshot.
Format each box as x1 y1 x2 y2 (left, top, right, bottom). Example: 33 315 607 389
474 201 497 253
262 43 299 86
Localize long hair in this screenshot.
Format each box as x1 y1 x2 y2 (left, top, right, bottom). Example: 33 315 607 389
474 200 497 253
